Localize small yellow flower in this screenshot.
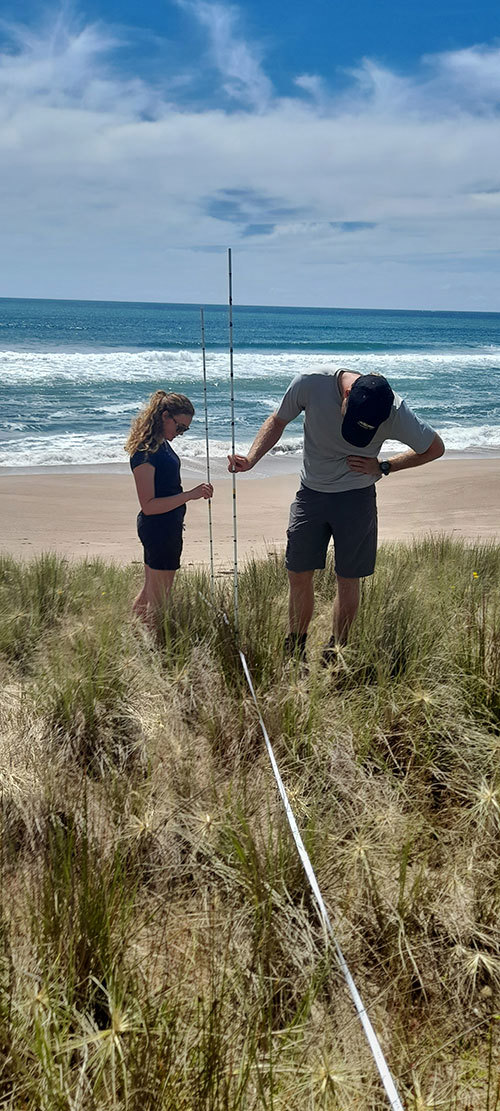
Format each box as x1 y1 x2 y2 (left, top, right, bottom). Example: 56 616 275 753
472 571 479 579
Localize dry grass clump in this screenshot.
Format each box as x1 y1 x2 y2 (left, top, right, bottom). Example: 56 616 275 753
0 542 499 1109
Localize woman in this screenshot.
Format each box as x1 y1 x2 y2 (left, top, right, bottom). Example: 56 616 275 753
125 390 213 628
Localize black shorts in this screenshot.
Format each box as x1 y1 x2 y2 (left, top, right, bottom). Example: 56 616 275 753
286 484 377 578
137 508 185 571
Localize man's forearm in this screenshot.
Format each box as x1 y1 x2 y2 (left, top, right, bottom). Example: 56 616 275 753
247 414 287 466
388 433 445 473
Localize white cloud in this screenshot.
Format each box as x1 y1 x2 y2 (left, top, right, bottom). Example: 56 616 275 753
0 17 116 103
0 8 500 308
346 59 415 114
294 74 328 111
175 0 272 110
425 44 500 109
347 44 500 117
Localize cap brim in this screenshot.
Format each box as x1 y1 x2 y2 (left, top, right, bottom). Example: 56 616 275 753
341 415 376 448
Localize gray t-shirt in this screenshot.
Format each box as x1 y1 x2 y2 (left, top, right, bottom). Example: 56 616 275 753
276 369 436 492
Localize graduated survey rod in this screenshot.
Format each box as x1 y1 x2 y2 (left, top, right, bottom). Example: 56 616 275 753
200 308 214 593
227 248 239 637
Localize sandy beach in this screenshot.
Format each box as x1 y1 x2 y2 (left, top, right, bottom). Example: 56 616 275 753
0 457 498 570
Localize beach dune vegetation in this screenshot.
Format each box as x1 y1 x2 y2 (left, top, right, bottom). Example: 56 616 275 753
0 538 499 1109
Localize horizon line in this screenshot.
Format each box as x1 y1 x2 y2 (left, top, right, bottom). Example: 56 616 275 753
1 295 500 317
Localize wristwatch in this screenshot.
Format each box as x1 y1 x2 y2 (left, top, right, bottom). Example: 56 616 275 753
379 460 392 476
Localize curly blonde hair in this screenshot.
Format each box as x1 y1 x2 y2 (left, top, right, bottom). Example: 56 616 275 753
124 391 195 456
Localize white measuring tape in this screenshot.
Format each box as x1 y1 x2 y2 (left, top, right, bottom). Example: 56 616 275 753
198 254 403 1106
239 650 405 1111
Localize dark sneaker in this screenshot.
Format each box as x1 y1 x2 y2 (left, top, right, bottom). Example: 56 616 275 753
320 636 341 668
284 633 308 674
284 632 307 660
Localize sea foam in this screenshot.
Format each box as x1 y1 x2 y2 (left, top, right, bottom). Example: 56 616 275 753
1 344 499 467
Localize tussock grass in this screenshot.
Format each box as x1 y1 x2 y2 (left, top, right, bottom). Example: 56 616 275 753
0 539 499 1108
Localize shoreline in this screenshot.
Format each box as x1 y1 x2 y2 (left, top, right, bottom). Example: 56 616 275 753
0 458 499 568
1 446 500 480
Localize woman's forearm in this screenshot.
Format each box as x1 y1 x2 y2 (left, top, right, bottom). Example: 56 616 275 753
141 491 190 515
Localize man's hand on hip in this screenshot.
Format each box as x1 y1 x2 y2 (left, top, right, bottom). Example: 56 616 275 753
349 435 444 476
347 455 381 475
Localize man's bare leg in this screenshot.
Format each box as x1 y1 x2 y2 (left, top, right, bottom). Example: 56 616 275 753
333 574 360 645
288 569 315 634
285 570 315 660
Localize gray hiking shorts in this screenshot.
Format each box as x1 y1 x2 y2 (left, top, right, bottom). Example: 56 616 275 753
286 483 378 578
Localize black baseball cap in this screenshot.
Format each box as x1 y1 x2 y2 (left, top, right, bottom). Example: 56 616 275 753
341 373 394 447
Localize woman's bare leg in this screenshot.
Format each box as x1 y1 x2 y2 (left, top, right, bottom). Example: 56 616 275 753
132 566 176 632
145 568 177 630
132 565 150 622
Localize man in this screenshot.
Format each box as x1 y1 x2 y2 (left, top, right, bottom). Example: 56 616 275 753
228 368 444 662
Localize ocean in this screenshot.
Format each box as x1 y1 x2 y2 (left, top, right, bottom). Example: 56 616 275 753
1 297 500 473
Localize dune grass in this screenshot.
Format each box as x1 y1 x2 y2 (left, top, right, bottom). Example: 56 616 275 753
0 538 499 1109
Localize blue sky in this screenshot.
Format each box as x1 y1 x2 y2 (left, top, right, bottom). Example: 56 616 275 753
1 0 500 308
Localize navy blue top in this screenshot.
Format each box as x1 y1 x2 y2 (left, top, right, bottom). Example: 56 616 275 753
130 441 184 524
130 441 182 497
